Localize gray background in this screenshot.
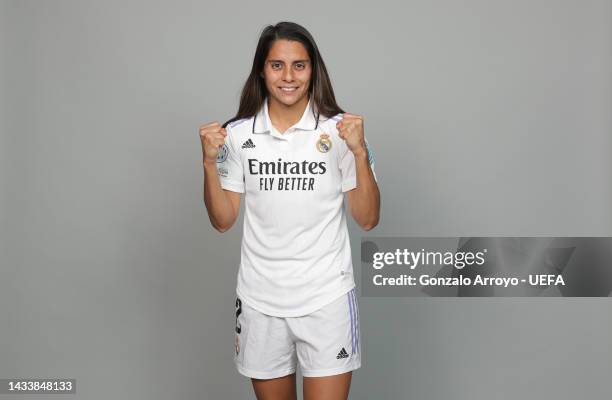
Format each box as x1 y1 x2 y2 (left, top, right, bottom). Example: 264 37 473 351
1 0 611 399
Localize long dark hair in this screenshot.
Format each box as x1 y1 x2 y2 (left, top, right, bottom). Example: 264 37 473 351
223 21 344 128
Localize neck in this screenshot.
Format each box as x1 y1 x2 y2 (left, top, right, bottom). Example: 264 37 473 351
268 95 309 133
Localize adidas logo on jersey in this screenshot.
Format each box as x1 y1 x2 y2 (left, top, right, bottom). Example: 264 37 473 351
336 347 349 359
242 139 256 149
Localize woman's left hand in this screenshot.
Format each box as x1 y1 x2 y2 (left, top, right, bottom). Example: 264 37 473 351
336 113 367 157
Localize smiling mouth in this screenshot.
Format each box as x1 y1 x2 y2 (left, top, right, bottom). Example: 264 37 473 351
279 86 298 92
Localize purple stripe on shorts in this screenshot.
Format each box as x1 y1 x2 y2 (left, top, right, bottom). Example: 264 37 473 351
352 289 358 354
347 289 356 354
352 289 359 353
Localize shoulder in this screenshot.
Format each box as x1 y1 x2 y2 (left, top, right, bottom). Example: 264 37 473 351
318 113 343 124
318 113 343 134
226 117 252 131
328 113 344 123
225 117 253 143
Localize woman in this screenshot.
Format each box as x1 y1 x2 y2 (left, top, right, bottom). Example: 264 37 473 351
199 21 380 400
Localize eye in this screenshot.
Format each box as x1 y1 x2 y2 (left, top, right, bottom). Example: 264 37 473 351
294 62 305 70
271 62 282 70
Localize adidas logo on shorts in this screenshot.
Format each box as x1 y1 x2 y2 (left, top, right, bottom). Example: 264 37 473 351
242 139 256 149
336 347 349 359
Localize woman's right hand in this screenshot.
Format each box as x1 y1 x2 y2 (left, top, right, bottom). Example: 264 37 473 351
199 121 227 165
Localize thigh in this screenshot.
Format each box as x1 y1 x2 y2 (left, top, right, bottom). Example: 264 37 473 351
289 288 361 378
303 371 352 400
251 372 297 400
234 296 297 380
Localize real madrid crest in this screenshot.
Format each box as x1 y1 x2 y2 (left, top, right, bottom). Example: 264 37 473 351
316 133 332 153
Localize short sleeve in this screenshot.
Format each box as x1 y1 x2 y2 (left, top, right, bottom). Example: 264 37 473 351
340 137 378 192
216 125 244 193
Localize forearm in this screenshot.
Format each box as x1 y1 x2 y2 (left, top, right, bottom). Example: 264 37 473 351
349 150 380 230
203 161 237 232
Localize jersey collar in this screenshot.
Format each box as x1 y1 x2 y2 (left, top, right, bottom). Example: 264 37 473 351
252 97 319 139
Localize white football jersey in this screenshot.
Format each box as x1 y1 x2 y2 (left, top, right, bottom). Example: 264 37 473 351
217 97 377 317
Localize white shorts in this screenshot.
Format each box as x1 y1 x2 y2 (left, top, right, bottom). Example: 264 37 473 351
233 287 362 379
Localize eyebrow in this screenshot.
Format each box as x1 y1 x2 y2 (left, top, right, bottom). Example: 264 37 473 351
267 59 310 63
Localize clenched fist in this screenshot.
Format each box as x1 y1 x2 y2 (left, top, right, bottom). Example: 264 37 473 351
199 122 227 165
336 113 367 157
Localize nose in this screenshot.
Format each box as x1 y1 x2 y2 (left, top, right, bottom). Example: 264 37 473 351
282 67 294 82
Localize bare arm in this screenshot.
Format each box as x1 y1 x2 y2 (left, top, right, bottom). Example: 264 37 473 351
337 113 381 231
200 122 241 233
203 161 241 232
346 148 380 231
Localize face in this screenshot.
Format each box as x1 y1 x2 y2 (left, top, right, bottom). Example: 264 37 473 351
261 39 312 108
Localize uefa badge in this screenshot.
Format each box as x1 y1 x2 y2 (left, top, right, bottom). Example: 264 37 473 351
217 143 229 163
316 133 332 153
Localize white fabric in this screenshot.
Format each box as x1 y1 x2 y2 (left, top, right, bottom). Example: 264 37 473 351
217 97 377 317
234 288 362 378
